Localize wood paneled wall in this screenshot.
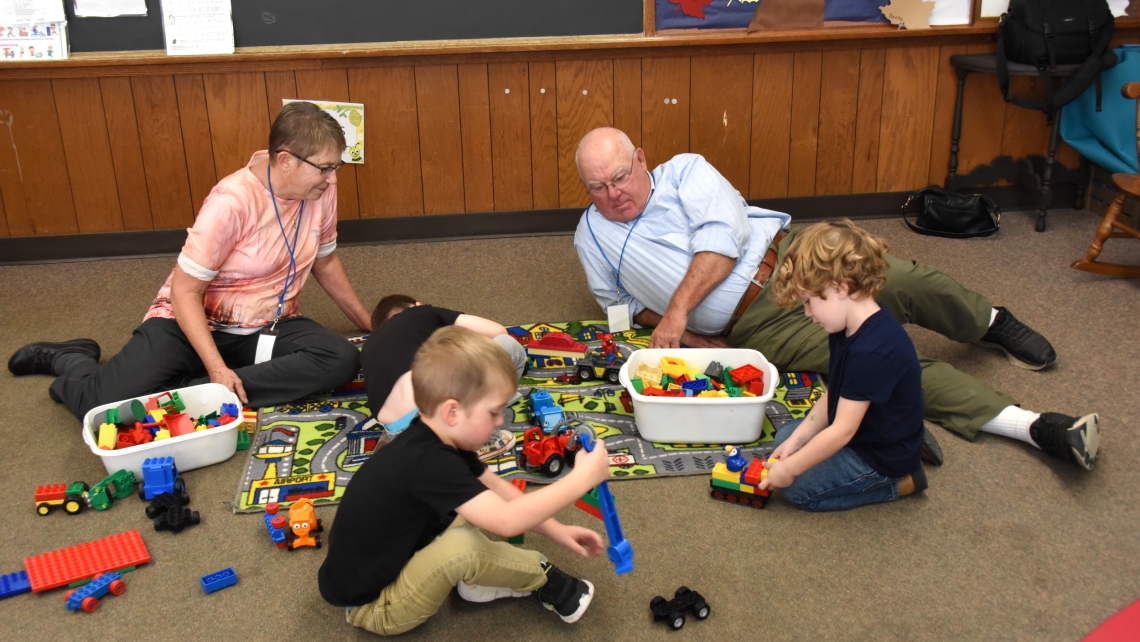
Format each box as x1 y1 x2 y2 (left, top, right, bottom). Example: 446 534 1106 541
0 44 1079 238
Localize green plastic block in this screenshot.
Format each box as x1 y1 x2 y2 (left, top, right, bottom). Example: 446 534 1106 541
631 378 645 394
236 429 251 451
661 374 674 388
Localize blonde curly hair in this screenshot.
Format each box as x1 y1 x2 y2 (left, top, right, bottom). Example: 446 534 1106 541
770 219 890 309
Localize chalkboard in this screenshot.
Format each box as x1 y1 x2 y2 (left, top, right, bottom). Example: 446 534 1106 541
65 0 644 53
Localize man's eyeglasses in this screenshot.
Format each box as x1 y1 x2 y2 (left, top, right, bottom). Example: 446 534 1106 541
586 158 637 196
288 151 344 177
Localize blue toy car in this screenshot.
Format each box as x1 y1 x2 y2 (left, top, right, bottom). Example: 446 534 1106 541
66 572 125 613
139 456 185 500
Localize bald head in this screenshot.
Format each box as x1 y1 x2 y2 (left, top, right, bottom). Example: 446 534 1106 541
575 127 635 178
575 127 651 223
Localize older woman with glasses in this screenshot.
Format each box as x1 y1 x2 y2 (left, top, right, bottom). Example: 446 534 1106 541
9 101 371 419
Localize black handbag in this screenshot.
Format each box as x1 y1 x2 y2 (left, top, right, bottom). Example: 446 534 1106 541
902 186 1001 239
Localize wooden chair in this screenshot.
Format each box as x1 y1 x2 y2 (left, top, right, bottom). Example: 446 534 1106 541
1072 82 1140 278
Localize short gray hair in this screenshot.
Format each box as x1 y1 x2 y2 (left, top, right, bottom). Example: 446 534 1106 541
575 127 636 175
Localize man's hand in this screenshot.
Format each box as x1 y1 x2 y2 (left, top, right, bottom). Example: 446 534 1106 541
209 365 248 404
758 458 795 491
648 311 688 348
545 523 605 557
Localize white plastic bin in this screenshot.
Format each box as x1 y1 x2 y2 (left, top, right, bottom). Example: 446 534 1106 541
82 383 242 477
618 348 779 444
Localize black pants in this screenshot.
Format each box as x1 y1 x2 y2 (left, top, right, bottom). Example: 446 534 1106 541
50 317 360 420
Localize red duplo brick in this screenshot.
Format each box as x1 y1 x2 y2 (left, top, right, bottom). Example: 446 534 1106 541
729 364 763 385
743 458 765 486
25 529 152 592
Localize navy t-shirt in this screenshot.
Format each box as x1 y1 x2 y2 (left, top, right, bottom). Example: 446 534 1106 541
827 307 924 479
318 418 488 606
360 305 462 413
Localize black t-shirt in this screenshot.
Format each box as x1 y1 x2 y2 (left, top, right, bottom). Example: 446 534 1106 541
826 307 924 479
360 305 462 414
318 418 488 606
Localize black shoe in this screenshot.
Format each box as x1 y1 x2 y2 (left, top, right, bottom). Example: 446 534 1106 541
1030 413 1099 470
910 462 928 494
920 427 944 466
536 563 594 624
976 307 1057 370
8 339 100 376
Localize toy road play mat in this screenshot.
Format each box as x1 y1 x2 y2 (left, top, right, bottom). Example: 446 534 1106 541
233 321 824 513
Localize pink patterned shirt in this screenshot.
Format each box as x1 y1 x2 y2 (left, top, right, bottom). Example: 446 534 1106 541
145 151 338 333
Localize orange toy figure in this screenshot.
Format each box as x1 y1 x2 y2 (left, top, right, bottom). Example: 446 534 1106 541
286 498 324 550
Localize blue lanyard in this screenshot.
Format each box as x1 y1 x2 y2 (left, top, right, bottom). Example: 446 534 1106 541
266 163 303 326
585 174 654 292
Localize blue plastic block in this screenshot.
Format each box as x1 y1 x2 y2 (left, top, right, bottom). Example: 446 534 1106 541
66 572 122 611
576 431 634 576
264 513 286 545
0 571 30 600
141 456 178 500
220 403 239 418
680 378 708 392
200 568 238 594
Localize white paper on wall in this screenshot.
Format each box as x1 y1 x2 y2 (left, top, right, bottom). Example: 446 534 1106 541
0 0 64 24
983 0 1129 18
929 0 973 25
74 0 146 17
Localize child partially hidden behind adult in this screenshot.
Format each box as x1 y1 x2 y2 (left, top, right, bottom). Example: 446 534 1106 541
757 220 927 511
319 326 612 634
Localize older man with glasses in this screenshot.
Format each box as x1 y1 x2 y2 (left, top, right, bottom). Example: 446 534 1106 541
9 102 371 419
572 127 1100 470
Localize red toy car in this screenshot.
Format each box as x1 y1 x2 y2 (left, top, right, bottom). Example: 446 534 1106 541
517 422 581 477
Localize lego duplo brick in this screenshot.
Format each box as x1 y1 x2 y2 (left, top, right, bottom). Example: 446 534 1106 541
0 570 31 599
25 529 151 592
201 568 238 594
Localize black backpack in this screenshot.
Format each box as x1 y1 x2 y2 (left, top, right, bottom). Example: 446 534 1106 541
996 0 1117 115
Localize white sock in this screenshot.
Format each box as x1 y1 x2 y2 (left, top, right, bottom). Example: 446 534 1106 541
989 308 999 328
978 405 1040 448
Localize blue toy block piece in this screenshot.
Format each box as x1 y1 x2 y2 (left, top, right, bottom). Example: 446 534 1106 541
207 419 220 427
140 456 179 500
264 513 286 546
0 571 31 599
200 568 238 594
66 572 124 612
576 428 634 576
220 403 239 418
680 378 708 392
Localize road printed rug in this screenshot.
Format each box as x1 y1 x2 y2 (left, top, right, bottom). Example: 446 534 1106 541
232 321 824 513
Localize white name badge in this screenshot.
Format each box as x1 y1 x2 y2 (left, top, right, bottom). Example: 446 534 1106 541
255 330 277 364
607 304 631 333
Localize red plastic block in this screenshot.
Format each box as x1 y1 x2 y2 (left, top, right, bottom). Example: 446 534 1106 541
25 529 151 592
742 458 765 486
35 484 67 502
574 499 603 520
729 364 763 385
510 479 527 492
662 390 686 397
748 379 765 395
165 413 194 437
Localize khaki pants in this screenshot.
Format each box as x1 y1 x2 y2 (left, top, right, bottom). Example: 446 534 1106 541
347 517 547 636
728 230 1016 440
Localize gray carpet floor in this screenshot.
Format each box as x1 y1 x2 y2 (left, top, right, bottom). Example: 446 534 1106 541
1 209 1138 641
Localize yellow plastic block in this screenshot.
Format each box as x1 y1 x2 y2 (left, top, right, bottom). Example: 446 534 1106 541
148 408 167 424
195 424 208 432
667 384 682 391
742 391 756 397
711 462 741 485
658 356 691 379
634 363 663 388
155 428 171 441
97 423 117 450
697 390 729 397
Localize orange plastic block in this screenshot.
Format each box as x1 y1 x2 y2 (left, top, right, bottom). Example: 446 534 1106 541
165 413 194 437
25 529 151 592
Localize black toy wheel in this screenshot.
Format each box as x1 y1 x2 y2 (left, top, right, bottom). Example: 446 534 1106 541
543 454 564 477
650 596 666 610
36 503 52 516
606 370 620 384
138 487 146 500
675 586 691 599
577 367 593 381
565 448 577 468
174 477 186 494
64 496 84 515
694 602 710 620
315 518 324 533
145 505 159 519
669 612 685 630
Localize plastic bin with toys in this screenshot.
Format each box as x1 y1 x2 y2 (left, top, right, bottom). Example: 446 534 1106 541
618 348 778 444
81 384 242 477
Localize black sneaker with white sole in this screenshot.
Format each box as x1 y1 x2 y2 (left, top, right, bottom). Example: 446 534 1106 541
976 307 1057 370
536 563 594 624
1030 413 1099 470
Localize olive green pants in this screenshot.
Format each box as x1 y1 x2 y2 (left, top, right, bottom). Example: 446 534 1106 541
728 231 1016 440
347 517 547 635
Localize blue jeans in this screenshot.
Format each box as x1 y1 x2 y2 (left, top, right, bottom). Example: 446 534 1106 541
772 419 902 512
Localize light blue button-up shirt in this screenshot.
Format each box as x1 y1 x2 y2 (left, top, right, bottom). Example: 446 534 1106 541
574 153 791 335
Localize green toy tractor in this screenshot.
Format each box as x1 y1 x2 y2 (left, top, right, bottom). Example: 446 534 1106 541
85 470 137 511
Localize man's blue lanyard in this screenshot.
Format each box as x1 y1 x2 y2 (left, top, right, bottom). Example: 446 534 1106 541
585 172 655 292
266 163 303 329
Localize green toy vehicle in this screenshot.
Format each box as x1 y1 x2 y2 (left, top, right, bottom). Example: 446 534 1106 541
34 481 90 516
85 470 137 511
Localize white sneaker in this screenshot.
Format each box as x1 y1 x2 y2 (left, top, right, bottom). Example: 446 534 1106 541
457 580 531 603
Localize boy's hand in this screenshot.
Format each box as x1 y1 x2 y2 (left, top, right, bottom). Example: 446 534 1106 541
771 438 802 461
574 437 611 486
758 458 795 491
546 523 605 557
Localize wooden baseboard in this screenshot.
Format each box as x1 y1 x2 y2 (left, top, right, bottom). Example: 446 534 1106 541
0 185 1073 265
